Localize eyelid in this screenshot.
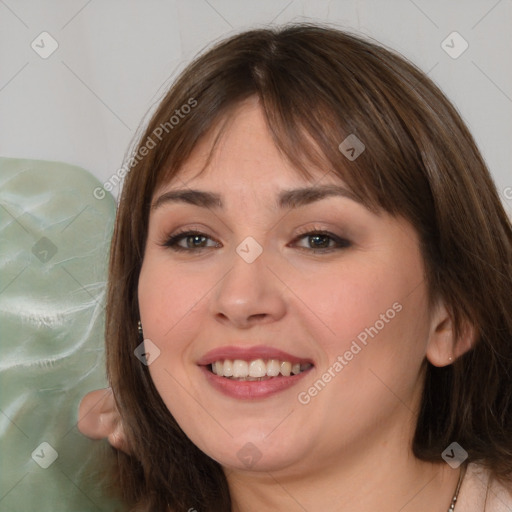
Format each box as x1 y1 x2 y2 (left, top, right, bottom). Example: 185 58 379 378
292 222 350 241
158 223 218 242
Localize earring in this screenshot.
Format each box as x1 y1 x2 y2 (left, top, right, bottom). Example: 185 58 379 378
138 320 144 341
448 356 453 362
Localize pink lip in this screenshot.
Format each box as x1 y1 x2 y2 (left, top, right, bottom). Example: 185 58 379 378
196 345 314 400
199 365 313 400
197 345 313 366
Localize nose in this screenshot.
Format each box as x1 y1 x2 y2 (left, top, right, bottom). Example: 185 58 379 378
209 246 287 329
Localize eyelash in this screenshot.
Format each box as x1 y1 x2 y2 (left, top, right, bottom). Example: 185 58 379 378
161 228 351 253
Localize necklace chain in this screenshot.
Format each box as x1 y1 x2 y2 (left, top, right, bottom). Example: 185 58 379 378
448 465 467 511
167 464 469 511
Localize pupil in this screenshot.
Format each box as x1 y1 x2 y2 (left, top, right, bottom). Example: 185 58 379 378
190 235 206 247
310 235 329 248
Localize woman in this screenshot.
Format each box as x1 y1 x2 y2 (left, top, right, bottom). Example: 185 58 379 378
78 23 512 511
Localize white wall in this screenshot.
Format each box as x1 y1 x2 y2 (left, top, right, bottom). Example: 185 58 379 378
1 0 511 214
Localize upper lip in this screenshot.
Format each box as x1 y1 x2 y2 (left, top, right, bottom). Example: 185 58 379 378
197 345 314 366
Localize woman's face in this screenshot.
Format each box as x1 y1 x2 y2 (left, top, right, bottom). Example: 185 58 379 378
138 97 437 474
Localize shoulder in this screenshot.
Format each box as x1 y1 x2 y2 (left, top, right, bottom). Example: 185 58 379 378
456 462 512 512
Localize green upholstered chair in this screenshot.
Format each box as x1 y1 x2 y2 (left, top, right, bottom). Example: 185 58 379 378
0 157 122 511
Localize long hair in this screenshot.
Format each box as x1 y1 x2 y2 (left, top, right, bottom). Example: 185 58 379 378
105 23 512 511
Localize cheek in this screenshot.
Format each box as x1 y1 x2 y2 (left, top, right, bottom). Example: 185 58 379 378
321 269 430 407
299 254 430 377
138 258 205 408
138 256 205 342
296 268 430 440
294 263 402 347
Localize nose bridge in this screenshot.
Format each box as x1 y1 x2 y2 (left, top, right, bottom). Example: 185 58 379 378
210 237 286 326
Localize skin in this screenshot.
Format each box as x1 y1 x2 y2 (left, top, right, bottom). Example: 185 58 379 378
81 96 475 511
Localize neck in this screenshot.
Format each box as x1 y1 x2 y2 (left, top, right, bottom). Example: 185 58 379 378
225 419 460 512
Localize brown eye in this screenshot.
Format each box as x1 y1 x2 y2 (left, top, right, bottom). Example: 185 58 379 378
163 231 220 251
292 231 351 252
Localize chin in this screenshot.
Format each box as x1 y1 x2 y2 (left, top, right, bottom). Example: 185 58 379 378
193 431 307 473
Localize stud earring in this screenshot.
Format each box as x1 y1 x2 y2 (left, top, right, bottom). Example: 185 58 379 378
138 320 144 341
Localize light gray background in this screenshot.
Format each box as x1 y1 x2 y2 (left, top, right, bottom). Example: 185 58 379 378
1 0 511 215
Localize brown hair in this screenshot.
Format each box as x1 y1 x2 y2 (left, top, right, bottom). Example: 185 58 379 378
105 23 512 511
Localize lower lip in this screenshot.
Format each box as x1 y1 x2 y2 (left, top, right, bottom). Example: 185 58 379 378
199 365 313 400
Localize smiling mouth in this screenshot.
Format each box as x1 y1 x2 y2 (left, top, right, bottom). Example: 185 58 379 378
208 358 314 381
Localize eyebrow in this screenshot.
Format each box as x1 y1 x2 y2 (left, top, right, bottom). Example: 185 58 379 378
151 184 363 211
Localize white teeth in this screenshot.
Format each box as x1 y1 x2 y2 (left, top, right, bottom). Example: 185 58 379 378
213 361 223 375
266 359 281 377
233 360 249 378
209 358 312 379
223 359 233 377
280 361 292 377
249 359 267 378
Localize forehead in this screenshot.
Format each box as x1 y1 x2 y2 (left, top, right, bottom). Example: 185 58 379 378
157 97 345 195
150 101 368 215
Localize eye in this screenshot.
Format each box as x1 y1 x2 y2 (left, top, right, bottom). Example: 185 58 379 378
162 230 220 252
291 230 351 252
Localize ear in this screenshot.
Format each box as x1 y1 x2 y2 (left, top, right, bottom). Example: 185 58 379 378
425 300 476 367
77 388 130 453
